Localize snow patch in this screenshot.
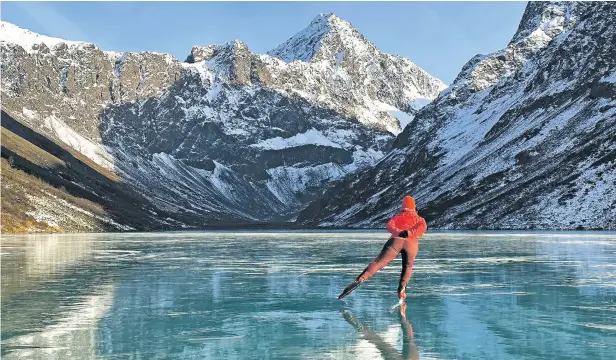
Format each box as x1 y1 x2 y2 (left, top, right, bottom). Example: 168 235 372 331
266 163 346 204
409 96 433 110
251 128 342 150
182 60 212 86
373 100 415 134
25 192 134 231
22 107 37 120
345 148 385 173
223 127 250 136
25 209 59 228
390 110 414 131
42 115 115 171
151 153 242 205
210 161 236 201
335 52 344 67
600 72 616 83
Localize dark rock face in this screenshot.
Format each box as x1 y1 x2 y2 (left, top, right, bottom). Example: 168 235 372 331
299 2 616 230
0 15 444 229
1 111 165 232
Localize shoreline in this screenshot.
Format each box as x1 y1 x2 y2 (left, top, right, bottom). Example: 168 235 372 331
3 227 614 236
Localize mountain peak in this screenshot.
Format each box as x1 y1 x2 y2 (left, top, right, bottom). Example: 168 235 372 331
0 21 87 53
312 13 342 25
267 13 376 63
509 2 580 45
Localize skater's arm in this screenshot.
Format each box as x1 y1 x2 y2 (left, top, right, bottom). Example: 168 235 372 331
407 218 427 238
387 217 402 236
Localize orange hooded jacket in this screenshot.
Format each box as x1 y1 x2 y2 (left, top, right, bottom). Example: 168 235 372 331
386 196 427 238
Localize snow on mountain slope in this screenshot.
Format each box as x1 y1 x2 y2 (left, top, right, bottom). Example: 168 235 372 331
0 21 86 54
250 129 344 150
266 14 446 132
0 14 445 229
268 13 376 65
299 2 616 230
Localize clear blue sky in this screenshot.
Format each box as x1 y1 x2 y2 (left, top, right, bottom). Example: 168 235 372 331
1 1 527 84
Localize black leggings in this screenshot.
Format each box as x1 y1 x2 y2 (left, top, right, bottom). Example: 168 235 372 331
357 237 418 287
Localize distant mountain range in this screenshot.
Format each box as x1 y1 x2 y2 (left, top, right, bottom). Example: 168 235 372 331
1 2 614 233
0 14 444 232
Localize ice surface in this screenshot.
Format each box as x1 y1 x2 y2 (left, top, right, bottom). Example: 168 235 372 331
1 231 615 359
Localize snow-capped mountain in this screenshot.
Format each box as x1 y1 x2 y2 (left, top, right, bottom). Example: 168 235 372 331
299 2 616 230
0 15 445 231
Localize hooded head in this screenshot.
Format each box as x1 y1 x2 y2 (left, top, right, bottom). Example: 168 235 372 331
402 196 415 212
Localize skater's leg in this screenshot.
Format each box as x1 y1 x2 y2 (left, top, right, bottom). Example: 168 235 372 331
398 240 418 299
397 249 413 299
357 237 404 282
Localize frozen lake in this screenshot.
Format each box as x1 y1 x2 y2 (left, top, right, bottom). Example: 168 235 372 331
1 231 615 359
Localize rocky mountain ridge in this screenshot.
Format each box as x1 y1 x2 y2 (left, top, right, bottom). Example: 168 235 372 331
0 14 445 231
299 2 616 230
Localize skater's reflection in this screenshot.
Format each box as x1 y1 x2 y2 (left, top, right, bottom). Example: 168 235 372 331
341 302 419 360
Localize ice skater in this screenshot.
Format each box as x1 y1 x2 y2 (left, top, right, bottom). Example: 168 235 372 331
338 196 427 300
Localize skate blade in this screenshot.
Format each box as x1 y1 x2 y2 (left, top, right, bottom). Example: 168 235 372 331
390 298 405 312
338 281 361 300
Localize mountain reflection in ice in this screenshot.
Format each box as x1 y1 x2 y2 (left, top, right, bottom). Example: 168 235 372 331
1 231 615 359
